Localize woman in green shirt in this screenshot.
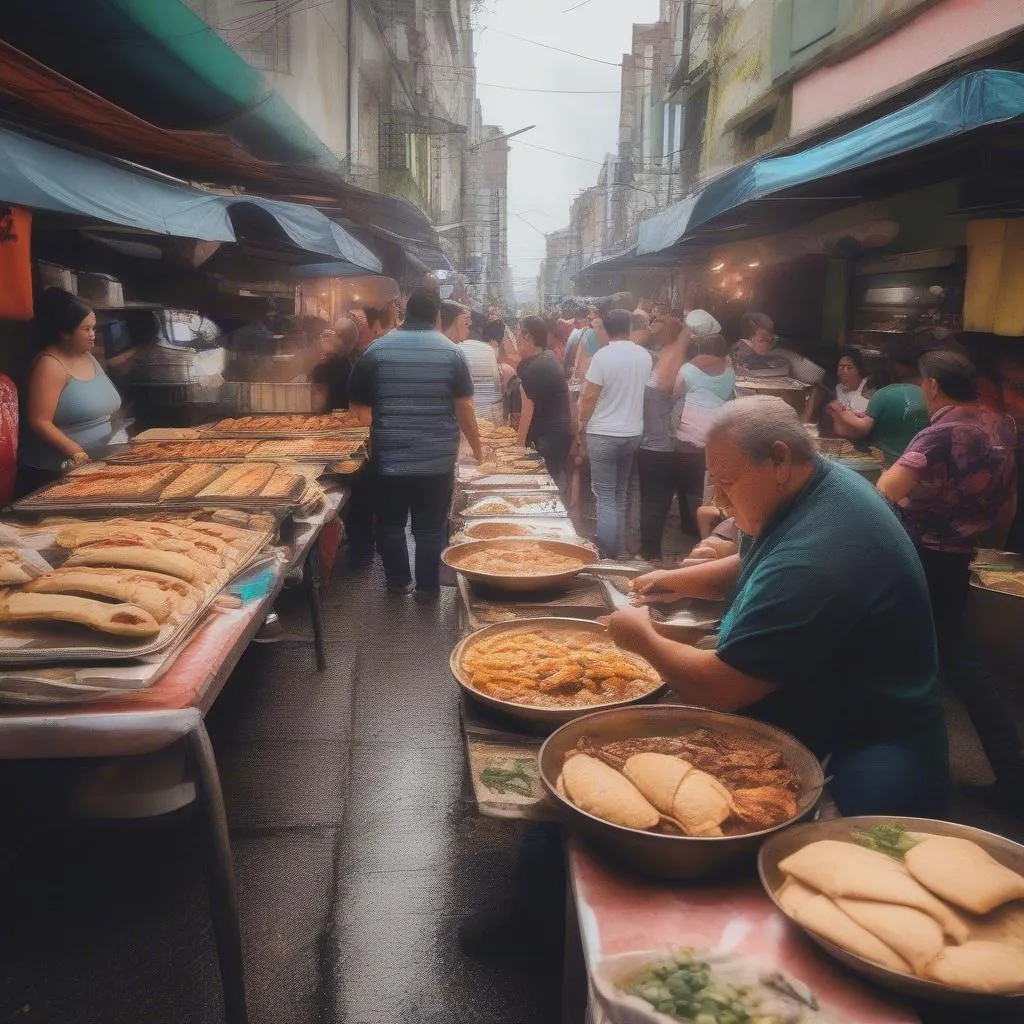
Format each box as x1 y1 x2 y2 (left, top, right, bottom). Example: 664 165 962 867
827 340 929 463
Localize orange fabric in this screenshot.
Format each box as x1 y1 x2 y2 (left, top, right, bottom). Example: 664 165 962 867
0 206 32 320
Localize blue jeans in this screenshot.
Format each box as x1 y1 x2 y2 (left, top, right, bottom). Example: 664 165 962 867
587 433 641 558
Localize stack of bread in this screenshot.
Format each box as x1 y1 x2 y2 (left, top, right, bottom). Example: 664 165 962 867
776 836 1024 994
0 517 262 642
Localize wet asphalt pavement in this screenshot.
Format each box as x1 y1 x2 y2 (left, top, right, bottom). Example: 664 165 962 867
0 550 1022 1023
0 561 560 1024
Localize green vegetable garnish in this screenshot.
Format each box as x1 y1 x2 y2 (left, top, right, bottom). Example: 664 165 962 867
480 759 535 797
624 953 755 1023
852 822 920 859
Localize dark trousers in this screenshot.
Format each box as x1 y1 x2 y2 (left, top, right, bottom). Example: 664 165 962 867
919 546 1024 784
374 472 453 592
344 464 375 564
532 431 572 488
636 446 703 559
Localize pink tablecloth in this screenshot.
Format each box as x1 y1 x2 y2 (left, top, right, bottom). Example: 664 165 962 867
569 842 918 1023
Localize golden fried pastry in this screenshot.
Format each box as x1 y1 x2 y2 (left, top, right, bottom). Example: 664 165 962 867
0 590 160 638
259 467 301 498
0 549 32 585
64 545 212 585
24 567 200 623
251 438 363 459
160 463 225 501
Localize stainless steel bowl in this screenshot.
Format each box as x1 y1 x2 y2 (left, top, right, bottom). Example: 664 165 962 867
442 538 600 593
539 705 825 880
759 816 1024 1007
451 618 665 733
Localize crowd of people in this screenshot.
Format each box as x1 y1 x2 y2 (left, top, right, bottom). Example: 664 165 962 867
14 282 1023 818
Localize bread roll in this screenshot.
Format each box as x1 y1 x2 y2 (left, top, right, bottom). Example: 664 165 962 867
835 898 946 975
789 892 911 974
925 940 1024 993
779 840 969 942
905 835 1024 915
671 769 733 837
562 754 660 830
623 753 692 816
0 550 31 585
64 546 210 585
25 567 201 623
0 591 160 638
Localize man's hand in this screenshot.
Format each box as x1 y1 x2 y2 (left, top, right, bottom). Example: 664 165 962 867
630 569 674 596
600 605 656 652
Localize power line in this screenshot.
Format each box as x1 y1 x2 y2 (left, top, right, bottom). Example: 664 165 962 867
478 82 621 94
482 28 623 67
513 140 605 164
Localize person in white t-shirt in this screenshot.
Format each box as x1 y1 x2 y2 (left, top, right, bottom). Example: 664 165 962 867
576 308 653 557
442 300 503 423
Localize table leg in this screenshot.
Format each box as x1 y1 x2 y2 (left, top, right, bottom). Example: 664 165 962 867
562 880 588 1024
303 548 327 672
186 721 248 1024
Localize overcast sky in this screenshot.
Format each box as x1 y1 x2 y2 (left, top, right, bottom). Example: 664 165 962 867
474 0 660 285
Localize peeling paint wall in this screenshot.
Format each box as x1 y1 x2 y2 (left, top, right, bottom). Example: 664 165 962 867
700 0 778 176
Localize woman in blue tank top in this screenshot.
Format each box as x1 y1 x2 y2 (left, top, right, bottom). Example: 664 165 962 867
18 288 125 494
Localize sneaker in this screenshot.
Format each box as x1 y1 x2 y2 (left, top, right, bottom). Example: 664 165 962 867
386 581 415 595
414 587 440 604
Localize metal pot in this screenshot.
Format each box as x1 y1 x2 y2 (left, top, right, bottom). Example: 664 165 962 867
539 705 824 880
450 618 665 733
442 538 602 593
759 816 1024 1007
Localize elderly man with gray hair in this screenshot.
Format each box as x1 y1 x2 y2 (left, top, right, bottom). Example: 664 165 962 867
607 395 949 817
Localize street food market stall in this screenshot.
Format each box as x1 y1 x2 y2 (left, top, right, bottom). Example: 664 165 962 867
444 422 1024 1024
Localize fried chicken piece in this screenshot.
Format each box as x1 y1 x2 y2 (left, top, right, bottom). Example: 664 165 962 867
730 786 798 830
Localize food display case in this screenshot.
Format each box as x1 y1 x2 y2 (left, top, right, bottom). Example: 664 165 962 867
846 249 965 374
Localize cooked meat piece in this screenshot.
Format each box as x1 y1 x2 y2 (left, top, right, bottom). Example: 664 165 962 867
730 786 799 829
721 767 801 791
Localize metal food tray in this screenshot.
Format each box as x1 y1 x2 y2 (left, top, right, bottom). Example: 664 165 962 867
759 816 1024 1007
450 618 666 732
458 472 553 489
0 552 270 669
107 441 366 465
200 422 368 440
12 465 186 511
460 493 568 518
13 465 307 515
454 517 582 542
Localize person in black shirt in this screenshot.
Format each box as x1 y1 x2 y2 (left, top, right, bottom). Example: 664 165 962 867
516 315 572 484
311 317 359 411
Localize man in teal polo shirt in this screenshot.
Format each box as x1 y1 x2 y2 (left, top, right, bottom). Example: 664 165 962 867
612 396 949 816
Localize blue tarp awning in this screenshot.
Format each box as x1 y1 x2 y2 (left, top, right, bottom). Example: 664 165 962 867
0 125 381 271
637 69 1024 257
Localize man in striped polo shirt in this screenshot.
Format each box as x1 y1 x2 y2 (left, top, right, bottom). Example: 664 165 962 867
349 288 483 603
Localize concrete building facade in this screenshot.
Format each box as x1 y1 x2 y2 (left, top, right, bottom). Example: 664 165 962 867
183 0 507 292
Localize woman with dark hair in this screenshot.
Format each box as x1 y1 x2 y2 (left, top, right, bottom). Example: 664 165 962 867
877 349 1024 812
19 288 125 493
829 337 929 464
516 315 572 483
834 348 871 413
